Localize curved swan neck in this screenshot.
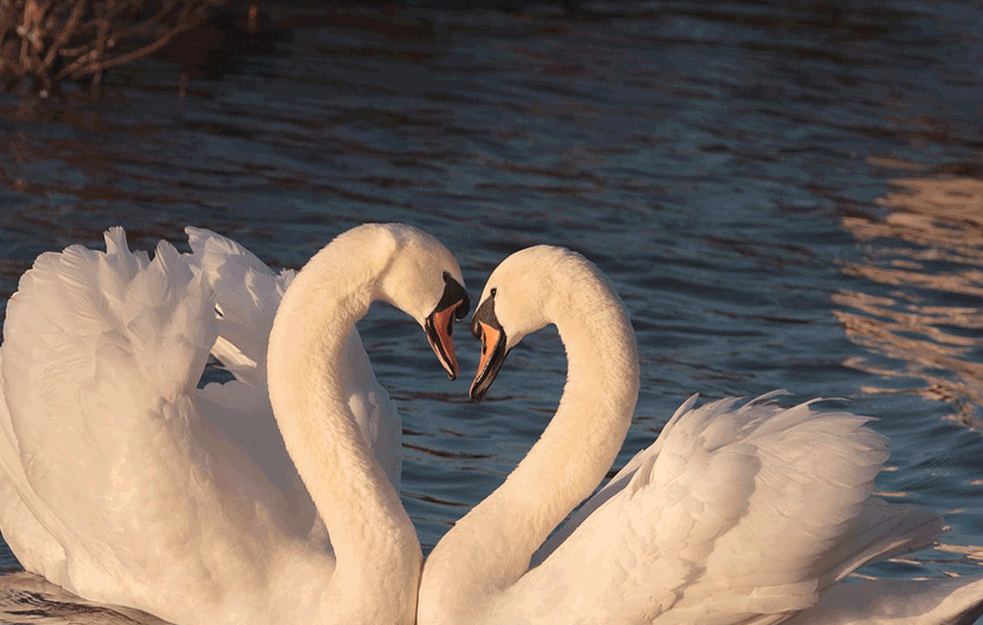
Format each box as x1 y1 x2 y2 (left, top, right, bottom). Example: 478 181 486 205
421 257 639 619
267 232 421 619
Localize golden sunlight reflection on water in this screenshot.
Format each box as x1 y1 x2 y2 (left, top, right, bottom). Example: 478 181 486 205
837 169 983 431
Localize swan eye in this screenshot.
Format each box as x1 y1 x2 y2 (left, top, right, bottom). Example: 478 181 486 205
490 288 497 298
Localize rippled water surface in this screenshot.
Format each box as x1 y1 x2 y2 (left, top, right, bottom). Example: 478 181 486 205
2 0 983 604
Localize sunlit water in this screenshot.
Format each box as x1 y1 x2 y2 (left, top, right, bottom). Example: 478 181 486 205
2 0 983 615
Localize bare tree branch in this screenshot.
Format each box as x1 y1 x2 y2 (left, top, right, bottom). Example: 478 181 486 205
43 0 87 66
1 0 227 94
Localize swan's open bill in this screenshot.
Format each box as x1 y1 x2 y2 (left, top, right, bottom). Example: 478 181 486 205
469 289 509 401
425 271 470 381
419 244 983 625
0 224 466 625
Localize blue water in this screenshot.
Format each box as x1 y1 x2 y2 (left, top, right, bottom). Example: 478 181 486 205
2 0 983 605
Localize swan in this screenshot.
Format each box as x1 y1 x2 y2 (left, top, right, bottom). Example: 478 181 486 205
418 244 983 625
0 223 470 625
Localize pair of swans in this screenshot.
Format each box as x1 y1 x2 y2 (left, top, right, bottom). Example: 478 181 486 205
0 224 981 625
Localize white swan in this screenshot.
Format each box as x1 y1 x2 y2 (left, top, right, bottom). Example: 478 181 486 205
418 244 983 625
0 223 470 625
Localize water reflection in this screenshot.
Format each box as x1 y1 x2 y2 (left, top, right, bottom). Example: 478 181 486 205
837 168 983 430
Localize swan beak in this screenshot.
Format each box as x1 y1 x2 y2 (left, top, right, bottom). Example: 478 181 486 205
425 274 470 381
469 299 509 402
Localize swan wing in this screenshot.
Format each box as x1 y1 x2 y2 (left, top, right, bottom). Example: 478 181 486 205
505 396 931 625
530 393 705 565
0 370 67 584
0 229 324 613
185 227 402 488
185 227 293 386
184 227 315 528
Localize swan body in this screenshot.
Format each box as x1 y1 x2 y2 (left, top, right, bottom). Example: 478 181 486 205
0 224 469 625
418 245 983 625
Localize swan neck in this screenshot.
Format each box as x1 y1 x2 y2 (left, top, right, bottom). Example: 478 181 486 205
267 245 421 615
421 267 638 620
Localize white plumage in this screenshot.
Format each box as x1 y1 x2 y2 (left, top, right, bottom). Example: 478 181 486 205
0 224 467 625
418 245 983 625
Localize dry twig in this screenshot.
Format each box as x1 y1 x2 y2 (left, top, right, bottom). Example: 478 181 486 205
0 0 225 95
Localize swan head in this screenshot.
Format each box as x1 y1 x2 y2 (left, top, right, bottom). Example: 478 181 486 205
469 245 576 401
371 224 471 380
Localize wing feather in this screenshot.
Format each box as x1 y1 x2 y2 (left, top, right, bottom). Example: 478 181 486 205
0 229 239 600
184 227 401 487
505 395 936 625
185 227 292 386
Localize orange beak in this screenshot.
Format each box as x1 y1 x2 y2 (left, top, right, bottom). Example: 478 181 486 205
469 299 509 401
424 274 470 380
425 299 465 380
